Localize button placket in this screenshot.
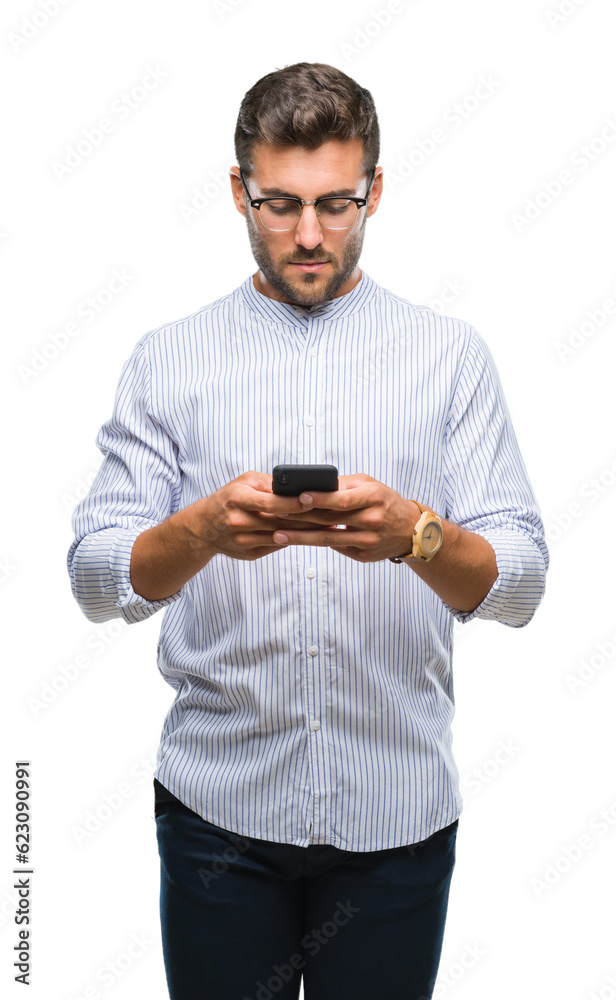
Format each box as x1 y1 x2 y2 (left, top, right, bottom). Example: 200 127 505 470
302 318 330 841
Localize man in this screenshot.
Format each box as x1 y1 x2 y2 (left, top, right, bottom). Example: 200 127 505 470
67 62 548 1000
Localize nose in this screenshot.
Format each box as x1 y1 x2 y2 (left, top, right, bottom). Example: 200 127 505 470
294 204 323 251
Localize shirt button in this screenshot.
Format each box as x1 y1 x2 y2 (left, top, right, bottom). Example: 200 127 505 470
306 567 316 579
311 721 321 731
309 347 317 357
308 645 318 657
305 416 315 427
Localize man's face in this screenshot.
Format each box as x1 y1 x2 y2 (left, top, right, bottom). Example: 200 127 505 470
231 139 382 307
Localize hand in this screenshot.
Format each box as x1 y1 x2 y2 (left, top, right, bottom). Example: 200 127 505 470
190 471 336 561
271 473 420 563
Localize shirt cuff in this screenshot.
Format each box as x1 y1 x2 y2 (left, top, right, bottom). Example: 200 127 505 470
442 527 547 628
105 526 183 624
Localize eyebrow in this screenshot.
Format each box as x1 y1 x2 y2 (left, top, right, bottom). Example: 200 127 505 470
258 185 359 198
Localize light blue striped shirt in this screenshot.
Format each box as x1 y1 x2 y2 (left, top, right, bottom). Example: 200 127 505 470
67 270 548 851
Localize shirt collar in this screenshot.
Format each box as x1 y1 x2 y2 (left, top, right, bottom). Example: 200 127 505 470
240 269 378 329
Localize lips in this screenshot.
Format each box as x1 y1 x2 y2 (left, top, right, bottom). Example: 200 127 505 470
290 261 329 272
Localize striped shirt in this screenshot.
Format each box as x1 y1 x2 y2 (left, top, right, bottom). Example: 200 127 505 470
67 269 548 851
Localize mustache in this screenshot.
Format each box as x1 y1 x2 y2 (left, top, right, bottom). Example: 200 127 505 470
287 253 332 263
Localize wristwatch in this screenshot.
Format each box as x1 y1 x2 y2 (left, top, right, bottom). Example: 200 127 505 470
389 501 443 563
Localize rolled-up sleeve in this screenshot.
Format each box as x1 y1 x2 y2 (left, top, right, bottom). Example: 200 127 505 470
67 334 184 624
441 327 549 628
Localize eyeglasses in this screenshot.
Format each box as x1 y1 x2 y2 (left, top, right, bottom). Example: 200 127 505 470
239 166 376 232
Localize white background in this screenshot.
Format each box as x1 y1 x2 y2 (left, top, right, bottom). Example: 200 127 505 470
2 0 616 997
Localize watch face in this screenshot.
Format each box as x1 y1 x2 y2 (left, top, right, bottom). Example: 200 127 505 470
422 521 443 554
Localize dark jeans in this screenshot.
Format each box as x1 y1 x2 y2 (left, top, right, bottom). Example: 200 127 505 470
154 777 458 1000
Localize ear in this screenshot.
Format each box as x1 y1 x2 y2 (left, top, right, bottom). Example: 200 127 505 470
365 167 384 219
230 167 247 217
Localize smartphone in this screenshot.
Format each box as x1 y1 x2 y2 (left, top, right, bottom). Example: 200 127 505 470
272 464 339 496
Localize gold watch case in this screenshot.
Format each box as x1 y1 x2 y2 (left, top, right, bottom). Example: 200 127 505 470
389 501 443 563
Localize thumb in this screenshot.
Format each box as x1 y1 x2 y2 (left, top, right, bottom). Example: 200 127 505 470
239 471 273 493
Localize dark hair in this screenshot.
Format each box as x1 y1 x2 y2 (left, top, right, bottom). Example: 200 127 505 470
234 62 380 180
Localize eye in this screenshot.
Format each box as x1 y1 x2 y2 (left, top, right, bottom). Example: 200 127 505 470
265 200 298 215
319 199 353 215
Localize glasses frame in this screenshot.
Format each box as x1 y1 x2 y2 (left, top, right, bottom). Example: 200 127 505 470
239 166 377 232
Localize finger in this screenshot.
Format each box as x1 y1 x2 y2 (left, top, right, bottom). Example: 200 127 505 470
238 471 275 492
336 474 375 491
296 486 368 510
279 511 358 527
239 486 314 515
273 526 349 546
257 512 332 529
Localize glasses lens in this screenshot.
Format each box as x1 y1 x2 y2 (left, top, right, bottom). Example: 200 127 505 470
260 200 301 231
317 199 358 230
258 198 360 231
